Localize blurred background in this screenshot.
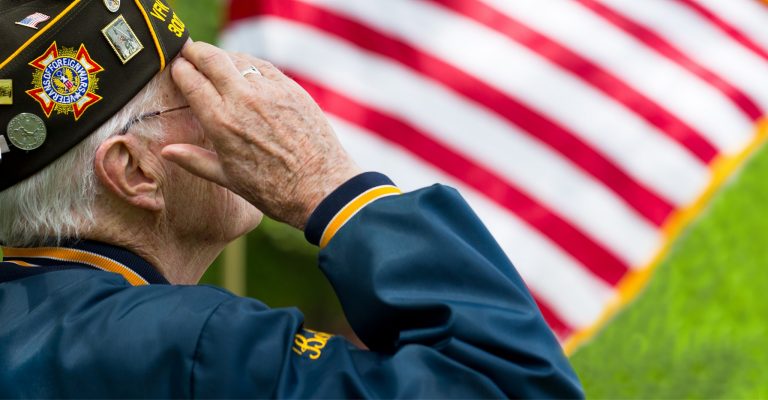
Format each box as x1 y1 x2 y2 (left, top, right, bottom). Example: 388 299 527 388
174 0 768 397
177 0 354 342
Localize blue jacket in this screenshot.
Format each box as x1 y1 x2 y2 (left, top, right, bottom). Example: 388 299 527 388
0 174 583 398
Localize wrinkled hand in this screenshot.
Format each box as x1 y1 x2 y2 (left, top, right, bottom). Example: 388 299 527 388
163 42 361 230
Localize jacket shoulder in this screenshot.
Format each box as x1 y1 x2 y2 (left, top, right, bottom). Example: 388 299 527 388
0 270 245 398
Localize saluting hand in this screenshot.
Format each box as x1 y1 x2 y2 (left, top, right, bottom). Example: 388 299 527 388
162 41 361 230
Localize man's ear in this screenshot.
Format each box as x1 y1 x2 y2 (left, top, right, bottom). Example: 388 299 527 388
94 136 164 211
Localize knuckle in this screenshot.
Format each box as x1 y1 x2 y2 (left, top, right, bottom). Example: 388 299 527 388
260 61 277 70
232 52 250 61
201 52 222 68
242 94 263 108
196 45 227 66
182 76 206 95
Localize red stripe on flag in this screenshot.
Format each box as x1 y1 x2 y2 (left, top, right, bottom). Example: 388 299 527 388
230 0 260 22
290 71 630 287
431 0 721 163
235 0 675 227
535 298 574 339
579 0 764 121
678 0 768 63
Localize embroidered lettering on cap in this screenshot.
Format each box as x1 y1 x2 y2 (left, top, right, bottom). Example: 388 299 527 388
0 0 190 192
150 0 170 21
26 42 104 120
168 12 185 37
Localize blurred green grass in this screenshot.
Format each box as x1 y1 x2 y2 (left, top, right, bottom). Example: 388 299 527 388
171 0 224 44
570 143 768 398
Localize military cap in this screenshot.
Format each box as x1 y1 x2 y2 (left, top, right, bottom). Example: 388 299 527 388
0 0 189 191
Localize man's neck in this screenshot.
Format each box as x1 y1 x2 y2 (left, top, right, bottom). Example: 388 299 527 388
117 237 223 285
85 208 226 285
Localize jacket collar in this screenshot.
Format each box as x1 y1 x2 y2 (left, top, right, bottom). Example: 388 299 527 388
0 239 169 286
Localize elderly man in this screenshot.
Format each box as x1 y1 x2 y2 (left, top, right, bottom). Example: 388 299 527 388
0 0 582 397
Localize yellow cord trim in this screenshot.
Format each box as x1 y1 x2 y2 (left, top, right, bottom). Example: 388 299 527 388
320 185 402 248
563 119 768 355
0 0 82 70
134 0 166 71
2 247 149 286
3 260 37 267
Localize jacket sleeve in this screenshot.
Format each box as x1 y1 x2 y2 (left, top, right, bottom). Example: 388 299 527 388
191 177 583 398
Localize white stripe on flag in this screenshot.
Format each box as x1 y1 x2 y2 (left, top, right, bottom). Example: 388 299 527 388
292 0 710 207
222 18 662 267
222 0 768 349
484 0 755 154
695 0 768 54
329 115 616 329
605 0 768 112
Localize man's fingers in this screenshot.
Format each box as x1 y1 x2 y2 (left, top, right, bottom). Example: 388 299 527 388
161 144 228 186
171 57 221 113
250 60 284 81
230 53 284 81
182 42 243 95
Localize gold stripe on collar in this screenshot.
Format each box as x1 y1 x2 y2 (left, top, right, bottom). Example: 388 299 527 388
2 246 148 286
3 260 37 267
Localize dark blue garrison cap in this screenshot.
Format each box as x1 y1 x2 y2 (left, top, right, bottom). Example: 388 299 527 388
0 0 190 191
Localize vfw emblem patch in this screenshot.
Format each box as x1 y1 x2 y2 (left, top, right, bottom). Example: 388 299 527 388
26 42 103 120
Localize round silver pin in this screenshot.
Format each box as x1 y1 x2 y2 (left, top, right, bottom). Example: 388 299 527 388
7 113 47 151
104 0 120 13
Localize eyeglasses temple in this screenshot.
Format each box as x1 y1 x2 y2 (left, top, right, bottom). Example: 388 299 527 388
119 105 191 135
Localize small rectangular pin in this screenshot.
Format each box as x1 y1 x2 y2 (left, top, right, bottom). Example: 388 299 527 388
102 15 144 64
0 80 11 105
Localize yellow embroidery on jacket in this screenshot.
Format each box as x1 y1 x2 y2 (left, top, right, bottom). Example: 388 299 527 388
292 329 332 360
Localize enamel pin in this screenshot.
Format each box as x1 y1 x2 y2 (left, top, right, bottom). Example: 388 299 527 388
15 12 50 30
102 15 143 64
0 80 11 105
7 113 47 151
104 0 120 13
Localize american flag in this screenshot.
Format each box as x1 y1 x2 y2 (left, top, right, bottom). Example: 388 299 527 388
15 12 50 29
221 0 768 352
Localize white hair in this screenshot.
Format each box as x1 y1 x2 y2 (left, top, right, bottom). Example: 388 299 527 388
0 71 169 247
